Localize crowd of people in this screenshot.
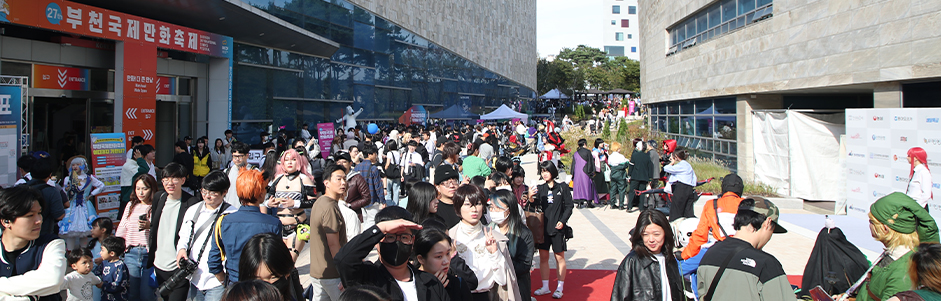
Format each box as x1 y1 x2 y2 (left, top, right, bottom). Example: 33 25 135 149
0 114 936 301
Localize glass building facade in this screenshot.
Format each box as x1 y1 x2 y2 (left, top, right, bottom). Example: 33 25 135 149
649 98 738 170
230 0 534 144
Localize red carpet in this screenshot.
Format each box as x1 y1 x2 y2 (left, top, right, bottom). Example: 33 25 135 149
527 269 804 300
529 269 617 301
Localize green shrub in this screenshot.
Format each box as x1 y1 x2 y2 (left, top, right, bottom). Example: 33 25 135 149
601 120 611 139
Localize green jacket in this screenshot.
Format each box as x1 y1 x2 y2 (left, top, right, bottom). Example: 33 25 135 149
610 162 628 181
462 155 492 179
857 251 913 301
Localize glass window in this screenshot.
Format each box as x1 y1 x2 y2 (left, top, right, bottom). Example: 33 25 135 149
656 116 667 132
722 0 736 22
628 6 637 14
612 5 620 14
631 47 637 53
714 98 736 114
695 99 713 114
707 4 721 29
680 101 695 114
611 20 616 25
628 34 632 39
680 116 695 135
667 103 678 114
739 0 756 14
715 116 737 139
757 0 772 7
695 116 713 137
696 14 708 37
668 116 679 134
615 32 624 41
621 19 629 27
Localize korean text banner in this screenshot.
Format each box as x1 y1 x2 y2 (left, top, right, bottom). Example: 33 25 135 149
845 108 941 222
0 85 21 188
0 0 233 57
33 64 90 91
89 133 124 217
317 123 335 159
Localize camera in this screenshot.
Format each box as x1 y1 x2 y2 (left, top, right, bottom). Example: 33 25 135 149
155 258 198 297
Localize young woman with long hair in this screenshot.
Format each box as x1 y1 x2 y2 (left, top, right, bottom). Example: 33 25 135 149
610 209 684 301
211 138 230 170
116 174 158 301
238 233 305 301
489 190 534 300
59 156 105 250
265 149 316 261
405 182 444 225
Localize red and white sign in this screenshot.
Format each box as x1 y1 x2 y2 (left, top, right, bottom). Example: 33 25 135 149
122 41 158 147
156 76 173 95
33 64 90 90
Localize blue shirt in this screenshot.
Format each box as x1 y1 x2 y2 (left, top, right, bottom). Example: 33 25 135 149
94 259 129 301
207 205 282 284
353 159 383 205
664 160 697 187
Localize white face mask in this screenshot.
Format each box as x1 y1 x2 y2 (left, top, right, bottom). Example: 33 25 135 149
489 210 507 225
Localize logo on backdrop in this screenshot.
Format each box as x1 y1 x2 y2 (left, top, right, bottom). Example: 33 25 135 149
896 176 910 183
848 115 864 121
850 133 862 139
873 191 887 198
872 135 886 141
934 183 941 189
900 136 908 142
874 173 885 179
851 187 862 193
848 169 864 176
870 152 890 160
927 117 940 124
873 116 884 121
894 116 913 122
848 151 865 158
925 138 941 146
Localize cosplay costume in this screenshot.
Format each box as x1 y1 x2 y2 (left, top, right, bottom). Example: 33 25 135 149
60 157 104 238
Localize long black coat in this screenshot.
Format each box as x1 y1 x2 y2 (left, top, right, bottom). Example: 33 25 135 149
147 191 198 269
628 149 653 182
610 251 684 301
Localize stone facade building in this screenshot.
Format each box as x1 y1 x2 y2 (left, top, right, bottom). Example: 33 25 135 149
639 0 941 179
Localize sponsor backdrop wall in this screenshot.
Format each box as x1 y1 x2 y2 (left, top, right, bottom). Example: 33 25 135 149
845 108 941 220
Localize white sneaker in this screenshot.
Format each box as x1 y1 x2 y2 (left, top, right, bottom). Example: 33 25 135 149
533 287 551 296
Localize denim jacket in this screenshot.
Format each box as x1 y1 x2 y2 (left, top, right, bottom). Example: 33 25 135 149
207 205 282 284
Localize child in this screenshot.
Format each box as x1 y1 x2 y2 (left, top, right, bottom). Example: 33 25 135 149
60 156 105 250
94 236 129 301
62 248 102 301
86 217 113 301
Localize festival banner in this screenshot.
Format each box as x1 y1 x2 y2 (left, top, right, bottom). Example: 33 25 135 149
845 108 941 221
0 0 232 57
89 133 125 219
317 123 335 159
0 85 21 187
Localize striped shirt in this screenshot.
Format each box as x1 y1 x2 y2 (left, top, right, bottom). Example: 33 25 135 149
117 201 152 249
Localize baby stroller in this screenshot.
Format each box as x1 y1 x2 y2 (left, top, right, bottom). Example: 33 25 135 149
633 177 714 216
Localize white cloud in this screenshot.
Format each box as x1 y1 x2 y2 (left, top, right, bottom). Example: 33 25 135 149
537 0 605 57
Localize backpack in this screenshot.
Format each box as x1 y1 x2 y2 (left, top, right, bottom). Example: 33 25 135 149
385 151 402 179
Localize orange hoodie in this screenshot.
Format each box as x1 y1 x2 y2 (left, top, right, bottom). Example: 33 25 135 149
681 191 744 260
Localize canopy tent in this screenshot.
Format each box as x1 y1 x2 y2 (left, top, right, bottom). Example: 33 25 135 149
539 89 570 99
429 105 479 120
481 104 528 123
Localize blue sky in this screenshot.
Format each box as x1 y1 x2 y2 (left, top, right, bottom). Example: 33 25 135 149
537 0 604 57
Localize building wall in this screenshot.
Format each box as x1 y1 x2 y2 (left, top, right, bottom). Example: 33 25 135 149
639 0 941 104
347 0 537 89
603 0 641 60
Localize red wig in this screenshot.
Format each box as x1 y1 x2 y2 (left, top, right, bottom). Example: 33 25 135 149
908 147 930 178
237 169 265 205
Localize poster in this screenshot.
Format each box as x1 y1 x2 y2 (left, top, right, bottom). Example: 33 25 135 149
317 123 335 158
89 133 125 216
845 108 941 221
0 85 21 188
246 149 264 167
398 105 427 125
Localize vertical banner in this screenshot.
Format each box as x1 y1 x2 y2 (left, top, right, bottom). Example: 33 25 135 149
122 42 158 147
0 85 21 187
845 108 941 221
89 133 125 219
317 123 335 158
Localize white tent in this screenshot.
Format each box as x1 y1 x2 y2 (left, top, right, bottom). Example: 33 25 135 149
480 104 528 123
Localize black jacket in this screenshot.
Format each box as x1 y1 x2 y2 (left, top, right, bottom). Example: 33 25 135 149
627 149 653 182
443 255 477 301
533 181 573 237
510 227 535 300
335 226 450 301
147 191 199 269
610 251 684 301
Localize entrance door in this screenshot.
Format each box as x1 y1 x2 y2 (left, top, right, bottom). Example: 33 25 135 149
33 97 88 175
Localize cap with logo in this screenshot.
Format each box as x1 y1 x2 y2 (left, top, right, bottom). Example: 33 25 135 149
738 196 787 233
434 165 460 185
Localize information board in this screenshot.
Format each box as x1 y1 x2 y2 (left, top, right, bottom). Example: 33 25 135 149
89 133 125 219
0 85 21 188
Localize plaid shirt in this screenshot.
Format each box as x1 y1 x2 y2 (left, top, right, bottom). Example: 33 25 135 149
354 159 384 205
